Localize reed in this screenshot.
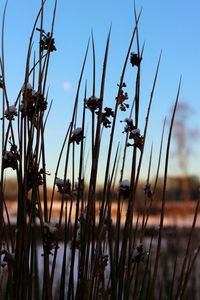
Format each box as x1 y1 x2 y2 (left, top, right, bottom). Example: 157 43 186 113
0 1 199 299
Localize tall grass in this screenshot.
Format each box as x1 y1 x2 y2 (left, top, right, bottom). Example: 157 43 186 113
0 2 199 299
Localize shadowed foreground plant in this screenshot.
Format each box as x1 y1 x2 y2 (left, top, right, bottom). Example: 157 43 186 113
0 2 199 300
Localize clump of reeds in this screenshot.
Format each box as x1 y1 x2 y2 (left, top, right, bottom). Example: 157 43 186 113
0 1 199 299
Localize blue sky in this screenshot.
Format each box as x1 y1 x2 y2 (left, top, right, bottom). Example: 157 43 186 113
1 0 200 184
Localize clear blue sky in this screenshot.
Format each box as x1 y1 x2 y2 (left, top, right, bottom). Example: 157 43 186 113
1 0 200 184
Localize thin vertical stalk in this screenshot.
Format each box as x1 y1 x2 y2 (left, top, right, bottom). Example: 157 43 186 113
68 91 86 300
149 77 181 299
51 41 89 285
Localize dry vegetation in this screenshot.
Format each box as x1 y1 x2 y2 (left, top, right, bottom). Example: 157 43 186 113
0 1 200 299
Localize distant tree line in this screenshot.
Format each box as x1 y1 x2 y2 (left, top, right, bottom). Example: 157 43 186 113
3 175 199 202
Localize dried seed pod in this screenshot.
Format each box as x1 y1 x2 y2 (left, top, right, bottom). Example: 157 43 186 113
55 177 71 195
130 52 142 67
3 105 18 121
85 96 101 112
132 244 146 263
97 107 115 128
42 223 60 255
70 128 85 144
116 82 129 111
119 179 130 198
36 28 56 52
